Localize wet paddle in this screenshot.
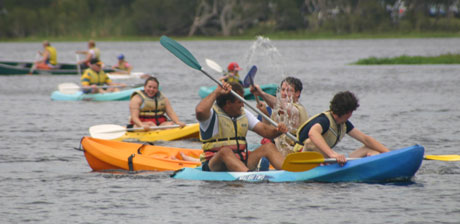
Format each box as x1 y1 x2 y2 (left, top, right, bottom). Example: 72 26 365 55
160 35 297 142
89 124 180 140
282 151 359 172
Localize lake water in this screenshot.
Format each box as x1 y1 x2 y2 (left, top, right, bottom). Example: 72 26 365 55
1 38 459 223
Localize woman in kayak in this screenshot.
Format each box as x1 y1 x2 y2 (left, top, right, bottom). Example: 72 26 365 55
129 76 186 131
293 91 389 164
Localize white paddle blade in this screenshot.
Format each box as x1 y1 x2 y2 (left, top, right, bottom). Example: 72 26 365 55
205 58 224 73
89 124 127 140
58 82 81 94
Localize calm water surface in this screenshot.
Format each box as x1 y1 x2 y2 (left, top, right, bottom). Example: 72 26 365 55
1 38 459 223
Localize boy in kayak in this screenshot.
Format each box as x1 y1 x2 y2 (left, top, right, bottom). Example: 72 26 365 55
251 77 308 156
76 40 101 69
219 62 243 85
195 81 287 172
293 91 389 164
80 58 124 94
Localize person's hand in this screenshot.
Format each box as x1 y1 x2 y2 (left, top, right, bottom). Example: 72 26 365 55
331 153 347 166
216 81 231 96
250 84 262 96
176 121 186 128
256 101 267 114
276 122 288 134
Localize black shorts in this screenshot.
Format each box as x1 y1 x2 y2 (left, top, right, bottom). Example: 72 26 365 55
202 160 210 171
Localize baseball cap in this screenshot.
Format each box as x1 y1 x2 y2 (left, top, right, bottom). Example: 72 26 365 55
117 54 124 60
227 62 242 72
90 58 102 65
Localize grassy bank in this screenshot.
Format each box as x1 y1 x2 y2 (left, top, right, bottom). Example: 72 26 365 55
354 53 460 65
2 31 460 42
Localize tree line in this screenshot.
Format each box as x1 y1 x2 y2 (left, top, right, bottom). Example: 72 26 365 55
1 0 459 39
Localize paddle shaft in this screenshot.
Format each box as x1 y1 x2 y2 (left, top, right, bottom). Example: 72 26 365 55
200 68 297 141
76 54 82 76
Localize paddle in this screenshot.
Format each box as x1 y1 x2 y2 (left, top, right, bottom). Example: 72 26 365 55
424 154 460 161
57 82 140 94
89 124 181 140
28 53 40 74
159 35 296 142
76 54 82 76
282 151 360 172
205 58 225 74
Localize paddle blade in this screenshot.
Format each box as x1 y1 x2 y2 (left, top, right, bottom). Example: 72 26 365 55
58 82 81 94
205 58 224 74
243 65 257 88
89 124 127 140
424 155 460 161
160 35 202 71
282 151 325 172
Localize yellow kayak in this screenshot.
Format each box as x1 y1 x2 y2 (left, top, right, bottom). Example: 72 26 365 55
114 123 200 142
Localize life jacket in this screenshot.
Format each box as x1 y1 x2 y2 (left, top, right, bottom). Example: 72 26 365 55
200 104 249 163
90 47 101 60
271 102 309 147
80 68 110 86
292 111 347 153
224 72 241 84
131 90 167 120
45 46 57 65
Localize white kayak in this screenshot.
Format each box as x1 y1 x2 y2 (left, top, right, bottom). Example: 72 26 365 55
107 72 149 80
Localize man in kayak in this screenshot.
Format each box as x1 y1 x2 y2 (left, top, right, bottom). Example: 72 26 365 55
293 91 389 164
251 77 308 156
219 62 243 85
195 81 288 172
35 40 58 70
76 40 101 69
129 76 186 131
80 58 124 94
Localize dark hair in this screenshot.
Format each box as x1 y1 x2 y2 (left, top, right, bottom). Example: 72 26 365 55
216 82 244 108
281 77 303 93
329 91 360 116
144 76 159 87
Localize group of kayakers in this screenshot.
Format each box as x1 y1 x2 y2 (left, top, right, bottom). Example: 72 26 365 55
127 59 390 172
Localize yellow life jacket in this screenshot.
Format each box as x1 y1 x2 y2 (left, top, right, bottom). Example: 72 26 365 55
45 46 57 65
224 72 241 84
293 111 347 153
200 104 249 163
80 68 111 86
131 90 167 118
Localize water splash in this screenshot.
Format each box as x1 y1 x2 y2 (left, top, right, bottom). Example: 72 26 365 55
243 36 287 83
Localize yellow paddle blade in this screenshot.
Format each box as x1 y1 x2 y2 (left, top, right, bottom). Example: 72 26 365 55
282 151 325 172
424 155 460 161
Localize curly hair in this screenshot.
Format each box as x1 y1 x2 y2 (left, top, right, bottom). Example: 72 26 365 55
281 76 303 93
216 82 244 108
329 91 360 116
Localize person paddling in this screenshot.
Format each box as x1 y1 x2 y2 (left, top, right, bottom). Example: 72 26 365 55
76 40 101 69
293 91 390 165
34 40 58 70
129 76 186 131
219 62 243 85
111 54 132 74
196 81 287 172
80 58 124 94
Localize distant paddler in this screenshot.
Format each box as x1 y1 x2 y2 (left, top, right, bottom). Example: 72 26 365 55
111 54 132 74
76 40 101 69
129 76 186 131
80 58 125 94
33 40 58 71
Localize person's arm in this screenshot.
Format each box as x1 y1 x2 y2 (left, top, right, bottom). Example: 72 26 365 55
347 128 390 153
252 121 287 139
129 95 151 130
164 97 185 127
195 82 231 121
308 123 346 164
250 84 277 108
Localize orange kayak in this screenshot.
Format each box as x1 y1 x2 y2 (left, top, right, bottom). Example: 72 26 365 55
81 136 202 172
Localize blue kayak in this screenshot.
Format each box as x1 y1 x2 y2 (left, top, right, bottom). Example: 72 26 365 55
172 145 425 183
51 87 143 101
198 83 278 100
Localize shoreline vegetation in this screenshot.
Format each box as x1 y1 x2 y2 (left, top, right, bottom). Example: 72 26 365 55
2 31 460 42
354 53 460 65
